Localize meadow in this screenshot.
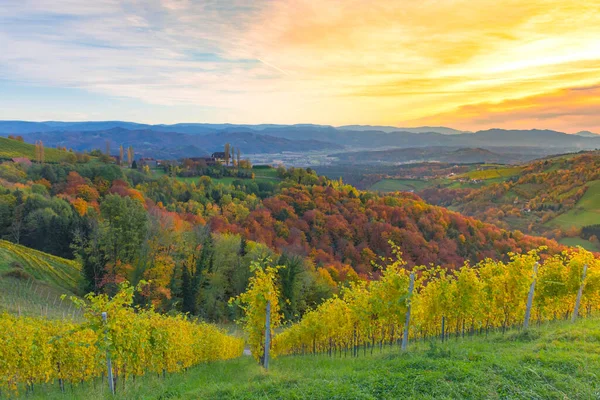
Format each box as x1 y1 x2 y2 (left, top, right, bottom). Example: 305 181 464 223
460 166 523 180
151 166 280 186
548 180 600 229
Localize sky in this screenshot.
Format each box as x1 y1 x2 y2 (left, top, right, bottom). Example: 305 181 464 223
1 0 600 132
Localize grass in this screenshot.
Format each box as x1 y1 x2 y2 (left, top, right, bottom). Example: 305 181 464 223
252 167 280 179
548 180 600 229
369 178 431 192
21 318 600 399
558 237 600 252
152 166 280 186
0 277 83 320
460 166 522 181
0 240 82 319
0 136 71 163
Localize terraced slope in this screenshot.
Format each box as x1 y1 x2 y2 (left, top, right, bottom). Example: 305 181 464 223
0 240 81 292
0 240 83 319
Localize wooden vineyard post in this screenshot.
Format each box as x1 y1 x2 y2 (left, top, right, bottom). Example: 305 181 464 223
572 264 588 323
524 262 538 329
102 312 115 395
401 272 415 352
264 300 271 369
441 316 445 343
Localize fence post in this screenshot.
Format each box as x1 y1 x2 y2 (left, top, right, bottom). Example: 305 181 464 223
572 264 588 323
264 300 271 369
102 312 115 395
401 272 415 351
523 262 538 329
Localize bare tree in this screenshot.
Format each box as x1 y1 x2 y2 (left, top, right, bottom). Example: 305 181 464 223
10 205 24 244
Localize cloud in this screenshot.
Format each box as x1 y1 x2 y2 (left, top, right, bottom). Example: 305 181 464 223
1 0 600 126
405 84 600 133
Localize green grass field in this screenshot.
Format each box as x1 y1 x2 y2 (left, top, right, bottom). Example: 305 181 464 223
369 178 431 192
152 166 280 186
252 167 280 179
548 180 600 229
558 237 600 252
22 318 600 399
460 166 523 181
0 137 71 163
0 240 83 319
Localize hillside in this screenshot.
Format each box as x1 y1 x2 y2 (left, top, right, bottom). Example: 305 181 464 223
0 136 71 162
0 240 82 319
24 319 600 399
330 146 539 165
320 151 600 250
0 156 564 322
407 152 600 249
211 183 559 274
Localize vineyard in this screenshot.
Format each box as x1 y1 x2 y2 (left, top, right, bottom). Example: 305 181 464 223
0 283 244 396
0 240 81 293
0 137 68 163
2 245 600 397
271 246 599 358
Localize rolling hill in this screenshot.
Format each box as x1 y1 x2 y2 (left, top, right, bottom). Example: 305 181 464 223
0 240 82 319
4 121 600 158
0 136 71 162
331 147 542 165
399 151 600 249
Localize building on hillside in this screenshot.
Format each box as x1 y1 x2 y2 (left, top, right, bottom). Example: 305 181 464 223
110 155 121 165
138 157 158 168
12 157 32 166
211 152 226 162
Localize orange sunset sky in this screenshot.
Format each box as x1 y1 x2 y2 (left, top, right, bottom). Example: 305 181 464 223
1 0 599 132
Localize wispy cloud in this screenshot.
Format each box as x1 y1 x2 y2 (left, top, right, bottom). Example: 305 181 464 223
1 0 600 127
406 84 600 133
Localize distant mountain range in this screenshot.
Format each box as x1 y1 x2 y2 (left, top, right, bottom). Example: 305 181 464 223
7 127 342 159
338 125 468 135
330 146 550 165
575 130 600 137
0 121 466 135
1 121 599 160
